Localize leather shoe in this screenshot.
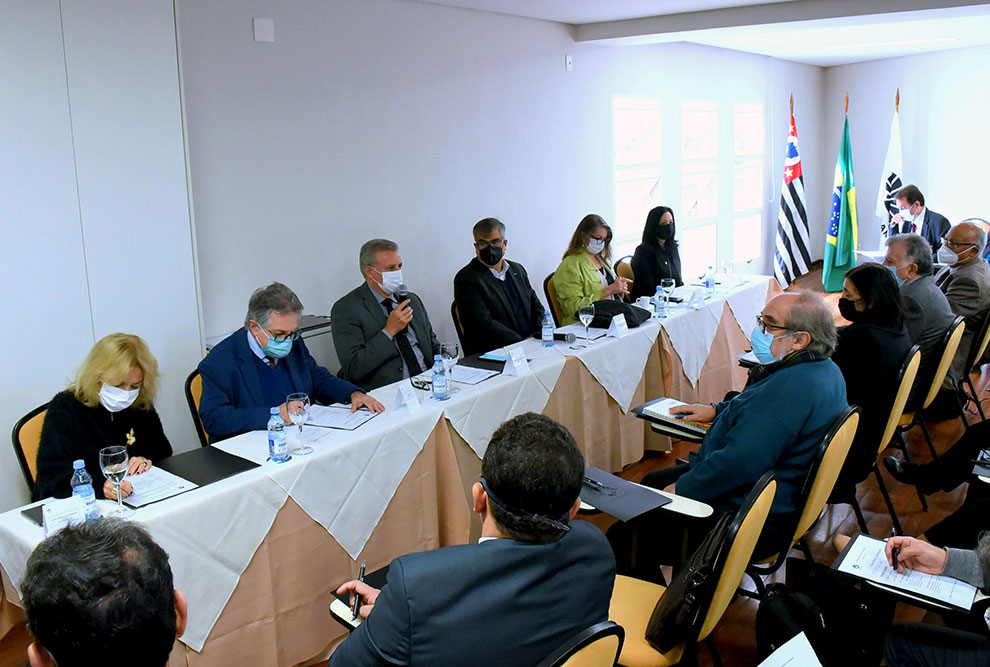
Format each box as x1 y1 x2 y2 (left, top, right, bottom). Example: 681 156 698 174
883 455 919 486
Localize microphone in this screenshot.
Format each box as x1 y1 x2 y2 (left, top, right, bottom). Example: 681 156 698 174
555 332 576 343
394 283 409 302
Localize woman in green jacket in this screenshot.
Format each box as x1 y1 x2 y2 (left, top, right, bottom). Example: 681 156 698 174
553 214 631 324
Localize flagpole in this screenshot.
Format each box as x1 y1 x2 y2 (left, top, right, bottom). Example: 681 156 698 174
844 92 848 116
789 93 793 117
896 88 899 112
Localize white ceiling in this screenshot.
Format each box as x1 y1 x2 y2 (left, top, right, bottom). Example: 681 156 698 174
408 0 990 66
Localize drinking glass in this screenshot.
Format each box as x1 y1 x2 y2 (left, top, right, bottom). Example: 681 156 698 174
577 304 596 348
660 278 676 317
287 393 313 455
99 445 133 517
441 342 460 393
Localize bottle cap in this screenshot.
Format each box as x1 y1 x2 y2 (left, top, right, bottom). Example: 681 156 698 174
270 407 279 415
73 459 85 469
434 354 442 361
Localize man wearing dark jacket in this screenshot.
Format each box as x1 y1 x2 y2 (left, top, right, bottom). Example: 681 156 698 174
453 218 545 355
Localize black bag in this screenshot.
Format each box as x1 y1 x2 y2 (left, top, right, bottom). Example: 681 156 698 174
644 513 732 653
755 583 828 663
586 299 651 329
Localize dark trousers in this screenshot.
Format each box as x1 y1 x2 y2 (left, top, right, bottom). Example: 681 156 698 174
915 420 990 494
885 623 990 666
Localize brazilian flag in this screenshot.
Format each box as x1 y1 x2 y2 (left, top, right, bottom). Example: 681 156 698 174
823 116 858 292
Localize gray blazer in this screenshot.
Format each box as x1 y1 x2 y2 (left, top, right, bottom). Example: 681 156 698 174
331 283 441 390
936 258 990 377
901 274 956 403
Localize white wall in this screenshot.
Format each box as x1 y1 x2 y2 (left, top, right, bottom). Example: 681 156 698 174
824 44 990 252
0 1 201 512
177 0 824 350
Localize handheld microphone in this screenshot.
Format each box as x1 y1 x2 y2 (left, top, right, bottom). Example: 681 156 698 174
535 332 576 343
395 284 409 302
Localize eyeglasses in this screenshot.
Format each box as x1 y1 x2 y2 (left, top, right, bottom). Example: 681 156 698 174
756 314 795 335
475 238 505 250
262 326 301 342
941 238 977 251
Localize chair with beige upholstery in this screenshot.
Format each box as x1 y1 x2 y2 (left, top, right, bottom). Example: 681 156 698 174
184 369 210 448
959 308 990 421
614 256 635 299
608 473 777 666
12 403 48 493
544 272 564 327
536 621 624 667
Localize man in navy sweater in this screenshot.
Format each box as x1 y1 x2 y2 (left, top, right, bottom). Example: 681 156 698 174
198 282 383 442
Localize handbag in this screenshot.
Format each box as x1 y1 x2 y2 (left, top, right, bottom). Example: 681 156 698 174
644 512 733 653
587 299 651 329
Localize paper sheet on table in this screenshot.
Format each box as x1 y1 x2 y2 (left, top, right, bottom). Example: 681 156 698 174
836 534 977 610
555 323 608 340
450 365 500 385
757 632 823 667
123 467 198 507
306 404 378 430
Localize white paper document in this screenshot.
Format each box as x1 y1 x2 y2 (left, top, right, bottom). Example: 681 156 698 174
554 323 607 340
449 365 500 385
836 534 977 610
306 404 379 431
757 632 822 667
124 467 199 508
42 496 87 536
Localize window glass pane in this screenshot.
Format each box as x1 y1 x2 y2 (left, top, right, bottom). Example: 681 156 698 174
682 162 718 221
614 99 662 166
733 214 762 262
733 104 764 156
733 158 763 212
615 168 660 244
681 224 717 280
682 101 718 160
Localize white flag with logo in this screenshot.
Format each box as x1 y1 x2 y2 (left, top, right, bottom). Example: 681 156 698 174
875 110 903 247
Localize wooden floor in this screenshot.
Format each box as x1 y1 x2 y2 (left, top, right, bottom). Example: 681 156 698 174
2 270 984 667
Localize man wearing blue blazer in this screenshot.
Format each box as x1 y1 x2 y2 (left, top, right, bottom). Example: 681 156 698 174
198 282 383 442
330 413 615 667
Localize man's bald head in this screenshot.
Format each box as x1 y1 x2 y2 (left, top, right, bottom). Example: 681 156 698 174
944 221 986 266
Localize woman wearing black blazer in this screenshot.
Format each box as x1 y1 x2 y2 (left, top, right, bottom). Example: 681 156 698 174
630 206 683 300
830 263 913 502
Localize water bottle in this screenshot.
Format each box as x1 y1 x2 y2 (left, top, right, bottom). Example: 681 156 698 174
431 354 449 401
70 459 99 521
542 311 554 347
652 286 665 318
267 407 289 463
704 266 716 297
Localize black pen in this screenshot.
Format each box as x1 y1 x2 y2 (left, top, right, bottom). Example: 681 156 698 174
890 529 899 572
351 560 366 621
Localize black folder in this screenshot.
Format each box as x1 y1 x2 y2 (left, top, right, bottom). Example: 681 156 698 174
156 446 258 487
580 467 671 522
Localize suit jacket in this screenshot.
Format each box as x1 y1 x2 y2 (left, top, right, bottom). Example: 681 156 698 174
900 275 957 405
329 521 615 667
898 209 950 254
331 283 441 390
197 328 361 442
453 258 545 356
936 258 990 378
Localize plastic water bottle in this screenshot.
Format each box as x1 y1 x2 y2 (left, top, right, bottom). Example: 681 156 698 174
704 266 716 297
431 354 449 401
70 459 99 521
267 407 289 463
542 311 554 347
652 286 665 318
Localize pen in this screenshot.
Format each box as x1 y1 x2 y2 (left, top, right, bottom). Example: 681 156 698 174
890 529 899 572
351 560 366 621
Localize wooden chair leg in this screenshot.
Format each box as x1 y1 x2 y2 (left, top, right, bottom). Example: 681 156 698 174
917 418 938 460
851 497 869 535
874 466 903 536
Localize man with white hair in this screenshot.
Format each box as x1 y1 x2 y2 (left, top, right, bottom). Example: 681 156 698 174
935 220 990 381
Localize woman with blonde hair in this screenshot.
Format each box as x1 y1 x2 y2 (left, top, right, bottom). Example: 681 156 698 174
553 214 630 324
33 333 172 502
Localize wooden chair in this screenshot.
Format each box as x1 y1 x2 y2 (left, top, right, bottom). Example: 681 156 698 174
615 256 634 298
608 473 777 667
959 307 990 421
12 403 48 493
745 407 860 595
450 300 468 351
535 621 624 667
544 272 563 327
184 369 210 447
897 317 965 461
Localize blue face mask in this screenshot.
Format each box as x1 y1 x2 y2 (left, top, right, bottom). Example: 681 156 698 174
886 264 905 287
257 326 293 359
750 325 795 364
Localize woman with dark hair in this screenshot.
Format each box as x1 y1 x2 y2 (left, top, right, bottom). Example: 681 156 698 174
554 214 630 324
830 262 913 502
630 206 683 299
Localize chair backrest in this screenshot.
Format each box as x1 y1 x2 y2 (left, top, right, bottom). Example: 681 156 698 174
544 272 563 327
184 369 210 447
614 256 634 282
922 316 965 409
696 473 777 640
879 345 921 453
536 621 624 667
450 300 467 350
12 403 48 492
964 307 990 373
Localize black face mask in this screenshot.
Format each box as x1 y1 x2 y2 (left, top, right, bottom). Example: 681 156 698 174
657 224 674 240
479 245 504 267
837 297 862 322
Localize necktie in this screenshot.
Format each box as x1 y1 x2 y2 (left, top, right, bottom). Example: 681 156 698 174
383 299 423 376
267 357 276 369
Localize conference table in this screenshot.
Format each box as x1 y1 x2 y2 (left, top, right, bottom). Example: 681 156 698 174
0 275 778 666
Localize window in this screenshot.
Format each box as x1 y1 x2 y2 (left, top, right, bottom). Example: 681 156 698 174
732 104 765 263
612 98 661 259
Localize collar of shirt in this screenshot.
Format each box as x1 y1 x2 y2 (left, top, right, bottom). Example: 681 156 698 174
478 536 500 543
246 329 268 362
369 283 390 306
488 262 508 281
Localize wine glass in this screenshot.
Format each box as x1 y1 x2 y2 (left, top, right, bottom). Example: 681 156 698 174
660 278 676 317
441 342 460 393
287 393 313 455
578 303 596 348
99 445 133 518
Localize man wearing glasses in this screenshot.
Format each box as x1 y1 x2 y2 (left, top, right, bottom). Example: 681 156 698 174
891 184 950 254
453 218 545 355
198 282 383 442
936 221 990 383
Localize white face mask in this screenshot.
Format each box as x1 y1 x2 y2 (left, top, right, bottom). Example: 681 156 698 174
899 206 915 222
937 244 971 266
587 238 606 255
99 383 139 413
373 269 404 294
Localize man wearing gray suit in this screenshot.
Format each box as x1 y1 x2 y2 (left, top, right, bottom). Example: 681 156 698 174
332 239 442 390
883 233 956 409
936 221 990 381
